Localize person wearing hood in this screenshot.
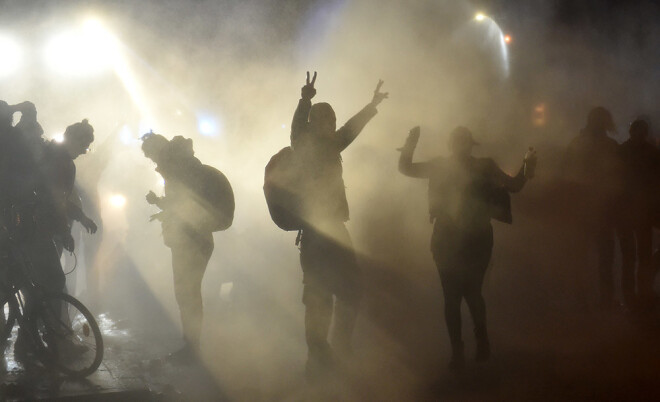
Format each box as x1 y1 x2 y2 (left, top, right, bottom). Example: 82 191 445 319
143 133 233 363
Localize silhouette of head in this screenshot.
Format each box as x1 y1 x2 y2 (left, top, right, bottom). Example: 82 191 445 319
63 119 94 159
585 107 615 135
141 132 170 165
448 126 478 157
629 119 649 141
169 135 194 160
0 101 12 129
309 102 336 138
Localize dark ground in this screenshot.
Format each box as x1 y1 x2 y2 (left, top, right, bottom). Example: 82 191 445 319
2 181 660 401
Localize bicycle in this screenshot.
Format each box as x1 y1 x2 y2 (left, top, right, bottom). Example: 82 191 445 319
0 201 103 378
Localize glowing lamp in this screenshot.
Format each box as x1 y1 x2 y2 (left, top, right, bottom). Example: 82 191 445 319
109 194 127 208
44 18 119 76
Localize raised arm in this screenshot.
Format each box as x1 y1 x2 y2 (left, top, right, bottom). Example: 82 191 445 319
290 71 316 148
398 126 432 178
490 148 536 193
336 79 388 151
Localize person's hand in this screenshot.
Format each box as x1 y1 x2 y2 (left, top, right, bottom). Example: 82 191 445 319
146 191 159 205
81 216 98 234
301 71 317 100
370 80 389 107
62 232 75 253
398 126 420 151
524 147 537 179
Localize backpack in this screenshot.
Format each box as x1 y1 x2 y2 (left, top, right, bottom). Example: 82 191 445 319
199 164 235 231
264 147 305 231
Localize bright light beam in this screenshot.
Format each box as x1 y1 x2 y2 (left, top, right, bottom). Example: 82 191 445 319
109 194 127 208
0 35 22 78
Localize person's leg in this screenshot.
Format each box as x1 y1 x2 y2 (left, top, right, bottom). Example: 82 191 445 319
596 225 615 308
329 225 363 356
300 229 334 377
463 228 493 361
17 233 66 358
618 225 637 308
303 282 334 363
440 272 464 369
464 270 489 360
171 239 213 353
636 225 654 309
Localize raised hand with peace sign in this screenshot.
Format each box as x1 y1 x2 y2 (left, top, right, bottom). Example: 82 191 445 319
301 71 317 100
370 79 389 107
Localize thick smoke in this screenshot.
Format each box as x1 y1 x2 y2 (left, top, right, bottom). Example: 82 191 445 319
1 0 659 399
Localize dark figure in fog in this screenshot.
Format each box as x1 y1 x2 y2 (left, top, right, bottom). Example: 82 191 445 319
618 119 660 310
40 119 98 258
143 134 233 361
0 102 73 294
563 107 623 310
0 104 93 358
399 126 534 370
291 72 387 378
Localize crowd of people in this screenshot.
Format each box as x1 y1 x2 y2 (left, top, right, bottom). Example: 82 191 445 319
0 71 657 382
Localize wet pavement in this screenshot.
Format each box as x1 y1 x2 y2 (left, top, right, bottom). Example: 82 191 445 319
0 313 227 401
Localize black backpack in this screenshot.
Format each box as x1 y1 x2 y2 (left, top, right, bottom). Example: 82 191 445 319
263 147 305 231
199 164 235 231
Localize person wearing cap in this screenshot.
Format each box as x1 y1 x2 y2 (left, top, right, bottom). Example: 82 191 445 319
563 107 623 310
398 125 534 370
618 119 660 311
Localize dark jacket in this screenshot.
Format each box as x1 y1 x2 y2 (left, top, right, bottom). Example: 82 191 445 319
618 138 660 223
399 150 525 230
290 98 377 223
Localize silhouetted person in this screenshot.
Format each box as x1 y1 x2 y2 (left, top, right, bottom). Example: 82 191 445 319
1 102 70 294
563 107 623 310
142 133 233 362
1 103 84 359
40 119 98 258
291 72 388 379
618 119 660 310
399 126 534 370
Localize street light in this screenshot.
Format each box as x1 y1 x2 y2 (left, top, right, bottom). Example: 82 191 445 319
44 18 119 77
475 13 487 22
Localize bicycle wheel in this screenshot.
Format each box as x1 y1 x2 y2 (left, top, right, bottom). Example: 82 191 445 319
33 292 103 377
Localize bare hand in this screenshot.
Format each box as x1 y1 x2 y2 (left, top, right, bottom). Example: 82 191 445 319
62 232 75 253
371 80 389 106
301 71 317 100
81 216 98 234
146 191 159 205
398 126 420 151
524 147 537 179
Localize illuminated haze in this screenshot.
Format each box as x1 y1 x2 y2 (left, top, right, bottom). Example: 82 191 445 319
1 0 659 398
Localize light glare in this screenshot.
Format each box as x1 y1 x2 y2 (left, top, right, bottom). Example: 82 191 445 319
109 194 127 208
0 35 22 77
44 19 119 76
